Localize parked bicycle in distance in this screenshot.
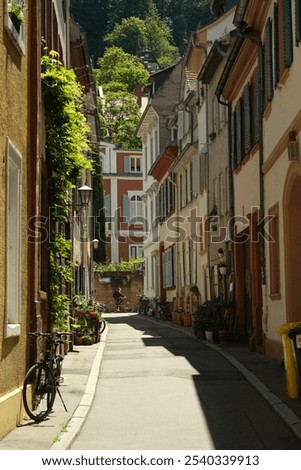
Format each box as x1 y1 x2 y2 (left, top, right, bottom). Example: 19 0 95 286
150 297 172 320
137 294 150 315
22 331 71 422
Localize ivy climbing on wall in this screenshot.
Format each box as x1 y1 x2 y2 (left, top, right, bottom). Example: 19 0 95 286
41 51 92 330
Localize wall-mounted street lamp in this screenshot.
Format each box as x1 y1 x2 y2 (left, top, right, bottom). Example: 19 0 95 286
92 238 99 249
78 185 93 207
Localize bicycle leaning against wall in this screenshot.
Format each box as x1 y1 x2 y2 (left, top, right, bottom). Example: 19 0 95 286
22 331 71 422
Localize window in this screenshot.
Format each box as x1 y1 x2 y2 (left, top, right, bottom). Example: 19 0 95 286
130 195 143 222
269 204 280 297
276 0 293 79
124 156 141 173
158 178 176 221
162 246 175 288
130 157 141 172
6 139 22 337
296 0 301 45
129 245 143 259
231 74 259 169
5 0 25 54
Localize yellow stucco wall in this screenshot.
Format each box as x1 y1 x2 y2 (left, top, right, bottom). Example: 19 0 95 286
0 3 30 438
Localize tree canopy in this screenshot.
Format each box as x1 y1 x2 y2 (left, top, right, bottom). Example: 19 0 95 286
70 0 216 60
94 46 149 93
98 90 142 149
104 5 178 67
94 47 148 148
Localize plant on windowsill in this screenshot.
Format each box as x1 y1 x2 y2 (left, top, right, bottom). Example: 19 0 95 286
8 0 24 32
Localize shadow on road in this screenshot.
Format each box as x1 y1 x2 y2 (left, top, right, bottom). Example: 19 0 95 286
104 313 301 450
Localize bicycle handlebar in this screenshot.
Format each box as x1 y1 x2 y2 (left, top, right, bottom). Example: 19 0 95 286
28 332 73 343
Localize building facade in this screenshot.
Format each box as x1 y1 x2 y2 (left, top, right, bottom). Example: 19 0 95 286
101 143 145 263
0 1 100 438
0 0 31 438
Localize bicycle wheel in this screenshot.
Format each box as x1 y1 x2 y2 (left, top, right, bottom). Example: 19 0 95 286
98 319 107 334
107 301 116 313
124 301 134 312
152 307 160 319
23 363 56 422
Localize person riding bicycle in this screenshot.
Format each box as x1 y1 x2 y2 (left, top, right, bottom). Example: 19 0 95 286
113 287 126 311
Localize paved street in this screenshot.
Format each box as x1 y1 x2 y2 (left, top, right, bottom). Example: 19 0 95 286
71 313 301 450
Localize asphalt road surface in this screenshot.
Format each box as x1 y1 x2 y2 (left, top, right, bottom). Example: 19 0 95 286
71 313 301 450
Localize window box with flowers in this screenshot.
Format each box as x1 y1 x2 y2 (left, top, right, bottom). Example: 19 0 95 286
6 0 25 53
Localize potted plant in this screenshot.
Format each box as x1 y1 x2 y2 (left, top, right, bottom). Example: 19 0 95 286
71 316 88 345
82 333 93 345
8 0 24 32
194 302 216 339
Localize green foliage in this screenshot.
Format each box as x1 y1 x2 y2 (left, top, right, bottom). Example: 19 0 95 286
70 0 214 60
95 47 149 93
42 52 92 221
104 11 178 67
98 90 142 149
41 51 92 330
144 4 178 67
8 0 24 22
94 257 144 273
104 17 148 55
48 234 74 330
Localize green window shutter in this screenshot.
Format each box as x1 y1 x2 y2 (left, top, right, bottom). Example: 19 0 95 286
104 194 111 218
283 0 293 68
156 190 162 222
254 68 261 144
295 0 301 45
230 110 236 170
122 194 130 222
171 245 176 286
124 156 131 172
244 83 251 155
162 250 167 288
264 18 274 103
274 3 280 85
236 100 242 164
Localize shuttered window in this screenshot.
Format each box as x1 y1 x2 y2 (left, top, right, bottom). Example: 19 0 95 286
254 68 261 144
264 18 274 104
104 194 111 219
230 110 236 170
277 0 293 77
122 194 130 222
273 3 280 85
296 0 301 44
244 83 251 155
163 246 175 288
283 0 293 68
235 99 242 165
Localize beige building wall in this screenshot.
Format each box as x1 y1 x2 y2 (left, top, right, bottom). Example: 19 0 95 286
0 2 30 437
262 1 301 350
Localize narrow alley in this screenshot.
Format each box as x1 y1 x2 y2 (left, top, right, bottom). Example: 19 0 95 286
70 314 301 450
